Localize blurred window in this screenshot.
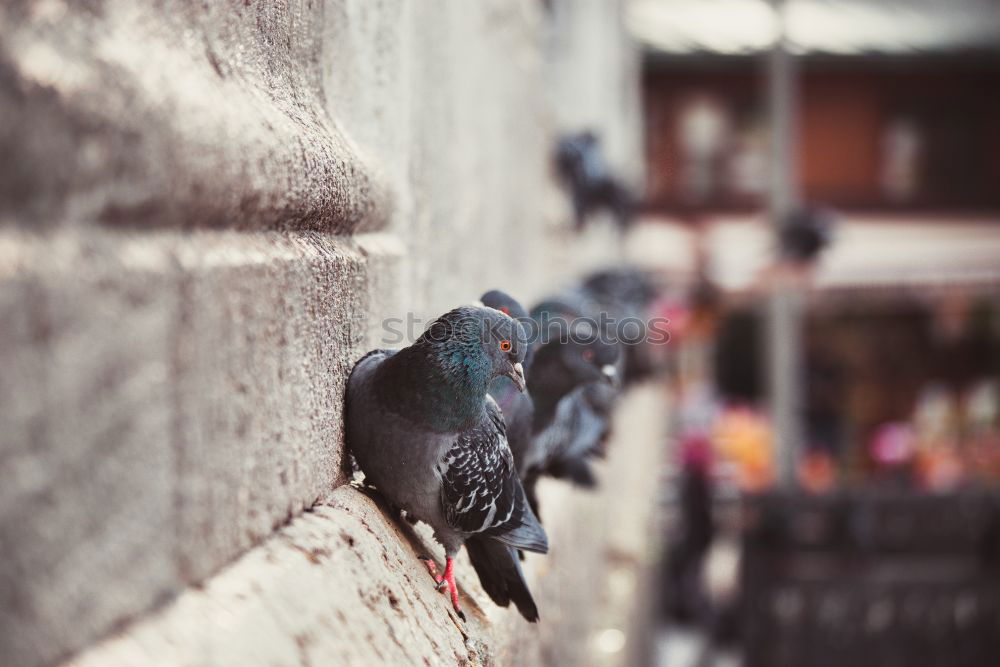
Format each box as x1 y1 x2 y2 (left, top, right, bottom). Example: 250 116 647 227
677 95 728 203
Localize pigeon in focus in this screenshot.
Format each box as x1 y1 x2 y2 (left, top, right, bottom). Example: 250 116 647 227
346 306 548 622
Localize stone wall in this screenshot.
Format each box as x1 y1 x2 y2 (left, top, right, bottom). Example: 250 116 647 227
0 1 651 665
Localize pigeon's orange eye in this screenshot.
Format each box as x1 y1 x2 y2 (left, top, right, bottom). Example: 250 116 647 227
499 340 512 352
582 349 594 362
499 306 510 315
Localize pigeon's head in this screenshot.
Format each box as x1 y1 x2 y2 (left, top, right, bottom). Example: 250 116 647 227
559 320 620 387
418 306 528 393
480 289 537 368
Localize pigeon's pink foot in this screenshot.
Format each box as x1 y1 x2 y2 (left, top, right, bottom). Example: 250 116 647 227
419 557 443 585
434 556 465 621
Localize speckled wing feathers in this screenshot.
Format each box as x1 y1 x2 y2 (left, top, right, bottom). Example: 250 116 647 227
438 400 547 553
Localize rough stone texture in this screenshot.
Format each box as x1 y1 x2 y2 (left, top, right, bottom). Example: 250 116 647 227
63 385 665 667
0 0 388 231
321 0 561 318
0 229 181 667
0 0 646 665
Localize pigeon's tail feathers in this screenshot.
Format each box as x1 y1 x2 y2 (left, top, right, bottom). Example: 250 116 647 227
548 456 598 488
466 538 540 622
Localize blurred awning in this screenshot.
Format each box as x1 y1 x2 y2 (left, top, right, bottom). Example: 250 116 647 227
628 0 1000 57
632 215 1000 294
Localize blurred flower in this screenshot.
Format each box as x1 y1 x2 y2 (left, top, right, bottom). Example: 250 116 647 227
870 422 916 467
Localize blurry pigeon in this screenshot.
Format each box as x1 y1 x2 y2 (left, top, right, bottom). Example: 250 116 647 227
346 306 548 622
532 389 602 487
778 206 834 264
581 267 659 313
521 319 620 515
580 267 661 385
527 322 619 435
566 381 619 461
556 131 636 232
530 287 627 382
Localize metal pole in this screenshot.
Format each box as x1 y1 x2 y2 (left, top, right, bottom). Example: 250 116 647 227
766 0 802 489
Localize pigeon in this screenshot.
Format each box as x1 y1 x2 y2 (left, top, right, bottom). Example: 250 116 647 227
580 267 659 314
480 289 537 368
556 380 619 464
528 324 620 513
530 287 626 382
778 206 835 264
526 321 619 436
523 325 620 510
556 131 636 232
346 306 548 622
530 291 626 414
579 267 661 385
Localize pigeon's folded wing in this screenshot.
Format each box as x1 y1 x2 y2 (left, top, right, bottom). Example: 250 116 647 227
438 399 548 554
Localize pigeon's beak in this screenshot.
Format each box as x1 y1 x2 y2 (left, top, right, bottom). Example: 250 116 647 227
506 361 527 393
600 364 618 386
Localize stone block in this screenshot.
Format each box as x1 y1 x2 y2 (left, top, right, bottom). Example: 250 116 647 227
0 231 180 667
0 229 396 667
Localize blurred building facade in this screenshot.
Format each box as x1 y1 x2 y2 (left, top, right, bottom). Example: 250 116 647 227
633 0 1000 481
637 0 1000 213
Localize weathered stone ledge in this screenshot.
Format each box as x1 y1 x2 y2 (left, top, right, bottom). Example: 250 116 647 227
57 385 665 667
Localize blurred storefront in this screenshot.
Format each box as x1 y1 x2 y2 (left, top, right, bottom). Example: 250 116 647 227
634 0 1000 214
631 0 1000 491
630 2 1000 665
